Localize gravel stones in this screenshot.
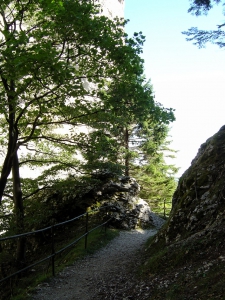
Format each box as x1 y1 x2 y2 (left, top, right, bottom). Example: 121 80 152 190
31 217 163 300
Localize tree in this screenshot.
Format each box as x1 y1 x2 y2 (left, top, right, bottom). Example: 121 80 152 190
0 0 143 202
0 1 176 268
94 72 175 177
183 0 225 48
188 0 222 15
130 128 178 216
0 0 145 263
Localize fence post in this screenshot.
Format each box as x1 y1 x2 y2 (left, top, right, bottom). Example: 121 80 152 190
104 211 108 235
51 225 55 276
104 220 107 235
164 199 166 218
85 212 88 249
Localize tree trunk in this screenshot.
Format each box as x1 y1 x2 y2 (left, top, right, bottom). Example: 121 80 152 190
124 127 129 177
12 150 26 267
0 156 13 204
0 77 17 204
0 75 26 265
0 124 17 204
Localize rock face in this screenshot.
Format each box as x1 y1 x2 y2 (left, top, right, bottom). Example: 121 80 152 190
144 126 225 299
94 176 159 229
168 125 225 243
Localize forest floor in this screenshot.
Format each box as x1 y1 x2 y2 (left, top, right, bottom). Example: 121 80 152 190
30 213 164 300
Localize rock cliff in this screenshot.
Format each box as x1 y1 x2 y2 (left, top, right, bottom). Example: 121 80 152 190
166 124 225 244
142 125 225 299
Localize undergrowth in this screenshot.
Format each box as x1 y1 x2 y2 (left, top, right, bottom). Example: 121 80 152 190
137 223 225 300
1 224 119 300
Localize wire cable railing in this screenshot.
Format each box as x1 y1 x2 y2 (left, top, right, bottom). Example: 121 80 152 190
0 206 112 288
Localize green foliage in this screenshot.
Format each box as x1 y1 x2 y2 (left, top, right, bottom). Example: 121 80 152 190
0 0 146 206
188 0 222 15
0 1 177 249
131 133 178 216
2 227 119 300
183 0 225 48
96 75 175 176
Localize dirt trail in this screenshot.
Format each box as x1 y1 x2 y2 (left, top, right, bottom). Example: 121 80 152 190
31 228 158 300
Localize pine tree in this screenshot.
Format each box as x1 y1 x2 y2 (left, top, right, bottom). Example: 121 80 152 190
130 128 178 217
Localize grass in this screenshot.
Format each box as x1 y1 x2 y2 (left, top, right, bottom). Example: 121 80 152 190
146 260 225 300
136 223 225 300
1 223 119 300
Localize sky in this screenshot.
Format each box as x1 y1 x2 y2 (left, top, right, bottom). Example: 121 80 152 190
124 0 225 178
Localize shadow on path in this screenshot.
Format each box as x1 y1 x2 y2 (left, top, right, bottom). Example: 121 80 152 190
31 228 157 300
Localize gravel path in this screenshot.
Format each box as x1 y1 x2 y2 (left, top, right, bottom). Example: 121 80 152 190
31 214 164 300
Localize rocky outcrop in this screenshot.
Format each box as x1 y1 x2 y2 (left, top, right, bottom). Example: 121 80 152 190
143 125 225 299
94 176 160 229
24 171 160 231
167 125 225 243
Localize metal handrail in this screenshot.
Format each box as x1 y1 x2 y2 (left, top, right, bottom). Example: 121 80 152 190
0 212 89 242
0 206 112 285
0 206 110 242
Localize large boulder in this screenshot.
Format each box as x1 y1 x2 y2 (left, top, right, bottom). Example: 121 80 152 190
143 125 225 299
94 176 157 229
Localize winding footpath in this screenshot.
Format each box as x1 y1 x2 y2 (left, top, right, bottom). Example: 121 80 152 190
31 214 164 300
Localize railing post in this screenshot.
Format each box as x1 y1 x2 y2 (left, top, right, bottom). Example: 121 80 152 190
164 199 166 218
104 211 108 235
51 225 55 276
0 206 113 287
85 212 88 249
